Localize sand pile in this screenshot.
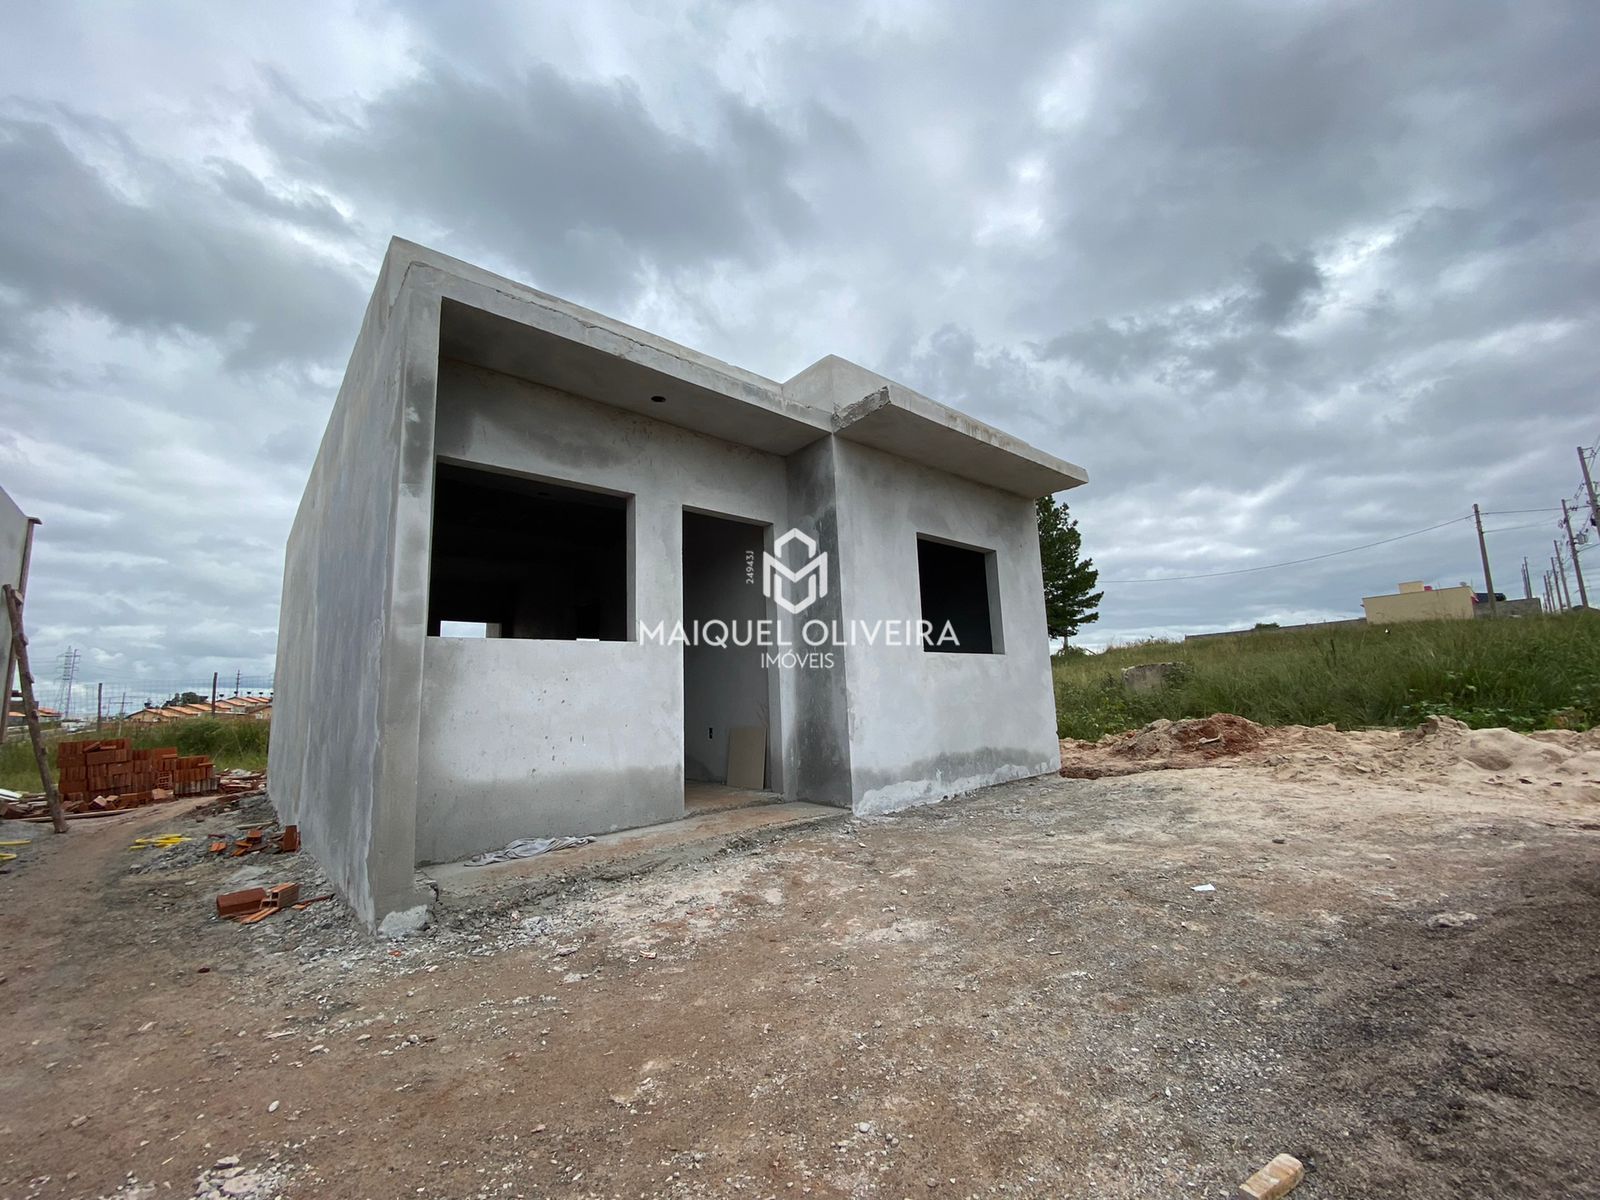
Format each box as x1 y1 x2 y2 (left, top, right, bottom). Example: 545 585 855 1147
1060 713 1600 803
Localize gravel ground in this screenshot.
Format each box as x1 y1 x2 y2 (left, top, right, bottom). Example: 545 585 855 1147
2 731 1598 1199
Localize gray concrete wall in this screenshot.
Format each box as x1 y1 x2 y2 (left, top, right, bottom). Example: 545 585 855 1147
418 358 790 858
416 637 680 862
831 440 1061 814
1477 597 1544 619
777 437 855 807
268 255 435 928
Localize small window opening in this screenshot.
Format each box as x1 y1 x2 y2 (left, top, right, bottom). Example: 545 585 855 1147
428 463 629 641
917 537 1001 654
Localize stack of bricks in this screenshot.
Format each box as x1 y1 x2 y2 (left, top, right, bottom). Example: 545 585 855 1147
55 738 218 812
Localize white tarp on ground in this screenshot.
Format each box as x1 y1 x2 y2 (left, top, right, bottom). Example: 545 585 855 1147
464 836 594 866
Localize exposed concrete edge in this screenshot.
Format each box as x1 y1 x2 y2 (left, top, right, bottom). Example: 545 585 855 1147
834 384 1088 497
834 387 893 429
854 760 1062 817
377 240 1085 485
385 239 813 413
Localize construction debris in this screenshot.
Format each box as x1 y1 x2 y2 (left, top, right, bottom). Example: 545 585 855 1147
129 834 194 851
218 768 267 794
216 882 300 923
1238 1153 1305 1199
208 824 299 858
216 887 267 918
190 794 243 821
192 1156 283 1200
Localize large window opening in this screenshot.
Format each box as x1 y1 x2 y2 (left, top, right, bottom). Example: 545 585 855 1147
428 463 629 640
917 536 1001 654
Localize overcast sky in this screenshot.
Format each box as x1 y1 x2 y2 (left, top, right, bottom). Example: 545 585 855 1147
2 1 1597 702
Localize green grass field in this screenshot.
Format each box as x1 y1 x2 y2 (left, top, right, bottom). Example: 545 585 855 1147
0 717 270 795
1055 612 1600 741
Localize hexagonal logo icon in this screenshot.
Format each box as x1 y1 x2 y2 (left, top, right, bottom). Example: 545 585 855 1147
763 528 829 615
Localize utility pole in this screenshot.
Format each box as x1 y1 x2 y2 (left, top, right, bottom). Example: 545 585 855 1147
1543 571 1553 613
1472 504 1498 617
96 682 103 732
210 671 218 716
1554 543 1573 610
1581 446 1600 534
1562 499 1589 609
1521 557 1533 601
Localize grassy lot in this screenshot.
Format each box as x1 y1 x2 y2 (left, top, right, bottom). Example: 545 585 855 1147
1055 611 1600 740
0 717 269 794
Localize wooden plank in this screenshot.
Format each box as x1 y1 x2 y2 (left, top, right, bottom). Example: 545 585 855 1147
725 726 767 791
1238 1154 1304 1200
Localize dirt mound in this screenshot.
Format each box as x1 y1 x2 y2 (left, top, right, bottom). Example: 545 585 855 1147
1059 714 1268 778
1060 713 1600 804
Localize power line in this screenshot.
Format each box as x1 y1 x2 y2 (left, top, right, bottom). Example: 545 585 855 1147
1481 522 1552 535
1101 514 1473 585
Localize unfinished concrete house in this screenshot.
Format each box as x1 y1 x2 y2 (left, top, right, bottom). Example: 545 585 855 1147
270 240 1088 928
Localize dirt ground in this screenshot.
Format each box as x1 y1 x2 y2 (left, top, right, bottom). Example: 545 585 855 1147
3 717 1599 1199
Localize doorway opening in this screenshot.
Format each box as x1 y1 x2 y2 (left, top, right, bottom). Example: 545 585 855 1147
682 511 774 815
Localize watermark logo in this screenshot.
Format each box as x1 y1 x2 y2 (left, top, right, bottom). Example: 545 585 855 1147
763 528 828 615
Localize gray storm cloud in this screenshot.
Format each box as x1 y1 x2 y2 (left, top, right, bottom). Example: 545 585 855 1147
0 0 1594 691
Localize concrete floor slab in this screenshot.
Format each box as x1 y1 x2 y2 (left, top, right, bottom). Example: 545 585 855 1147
421 799 843 898
683 781 783 815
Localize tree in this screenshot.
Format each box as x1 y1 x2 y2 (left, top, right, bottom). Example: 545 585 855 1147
1037 495 1102 641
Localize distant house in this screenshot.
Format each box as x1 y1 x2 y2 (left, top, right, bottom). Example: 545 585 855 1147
5 695 61 724
214 696 273 720
1362 580 1475 624
125 696 272 724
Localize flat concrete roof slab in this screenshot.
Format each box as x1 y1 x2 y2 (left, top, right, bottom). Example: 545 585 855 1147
833 384 1088 498
388 238 1087 487
438 296 834 457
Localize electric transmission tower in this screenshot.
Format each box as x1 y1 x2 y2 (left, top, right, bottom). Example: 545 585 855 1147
54 646 80 720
